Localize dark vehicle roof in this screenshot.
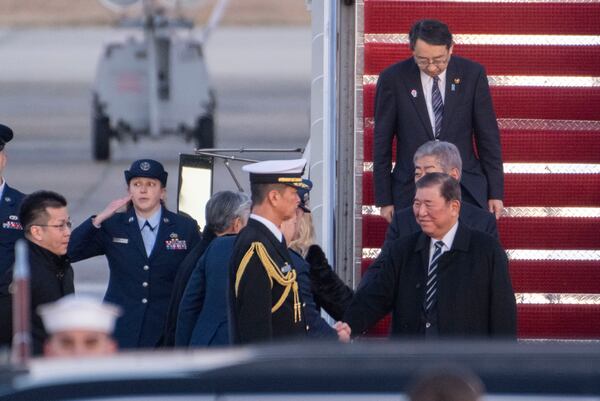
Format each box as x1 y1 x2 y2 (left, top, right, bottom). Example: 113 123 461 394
1 340 600 400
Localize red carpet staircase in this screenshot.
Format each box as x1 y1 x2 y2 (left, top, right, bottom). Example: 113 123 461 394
359 0 600 339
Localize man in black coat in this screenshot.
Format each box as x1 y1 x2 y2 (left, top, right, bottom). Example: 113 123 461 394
0 124 26 286
229 159 309 344
0 191 74 354
374 19 504 223
308 141 498 320
340 174 516 339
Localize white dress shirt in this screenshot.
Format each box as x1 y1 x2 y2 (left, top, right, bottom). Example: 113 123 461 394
250 213 283 242
428 221 459 263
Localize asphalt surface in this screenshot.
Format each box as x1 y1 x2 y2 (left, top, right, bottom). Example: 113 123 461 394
0 26 311 297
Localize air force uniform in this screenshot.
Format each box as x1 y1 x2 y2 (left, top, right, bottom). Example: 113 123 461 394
68 160 200 348
229 159 309 344
0 124 25 284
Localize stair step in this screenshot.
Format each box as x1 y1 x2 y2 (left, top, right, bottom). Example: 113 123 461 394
365 44 600 77
363 83 600 120
364 0 600 35
363 125 600 164
361 171 600 207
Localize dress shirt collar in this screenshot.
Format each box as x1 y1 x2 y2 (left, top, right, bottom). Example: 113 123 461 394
420 69 447 91
250 213 283 242
429 220 459 259
137 208 162 231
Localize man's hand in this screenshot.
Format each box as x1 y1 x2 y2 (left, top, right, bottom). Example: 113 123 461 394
93 195 132 227
488 199 504 220
379 205 394 224
334 321 352 343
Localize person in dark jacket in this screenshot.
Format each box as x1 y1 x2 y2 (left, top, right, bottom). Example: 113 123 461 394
0 190 74 354
158 225 216 347
0 124 26 287
308 140 499 320
175 191 250 347
68 159 200 349
285 180 337 339
340 174 516 339
373 19 503 223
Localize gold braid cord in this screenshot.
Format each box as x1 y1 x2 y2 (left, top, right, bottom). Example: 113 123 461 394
235 242 302 323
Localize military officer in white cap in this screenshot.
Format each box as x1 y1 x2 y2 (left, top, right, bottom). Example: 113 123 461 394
39 294 121 357
68 159 201 349
229 158 309 344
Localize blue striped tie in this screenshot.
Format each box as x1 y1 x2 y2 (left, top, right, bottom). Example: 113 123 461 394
432 76 444 139
425 240 445 313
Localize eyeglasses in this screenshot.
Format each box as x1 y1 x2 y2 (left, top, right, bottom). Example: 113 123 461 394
414 56 450 68
33 221 72 231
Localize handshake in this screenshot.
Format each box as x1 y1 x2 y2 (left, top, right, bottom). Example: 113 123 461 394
334 321 352 343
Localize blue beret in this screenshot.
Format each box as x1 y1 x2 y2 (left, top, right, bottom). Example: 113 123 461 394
0 123 14 150
124 159 168 187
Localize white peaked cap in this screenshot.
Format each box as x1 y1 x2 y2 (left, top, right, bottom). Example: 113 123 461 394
38 294 122 334
242 159 308 188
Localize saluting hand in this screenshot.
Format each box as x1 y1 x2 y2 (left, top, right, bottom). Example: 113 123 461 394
93 194 132 227
334 321 352 343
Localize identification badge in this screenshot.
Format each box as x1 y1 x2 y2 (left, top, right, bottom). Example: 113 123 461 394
113 237 129 244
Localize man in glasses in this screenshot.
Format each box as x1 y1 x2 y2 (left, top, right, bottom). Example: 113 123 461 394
373 19 504 223
0 190 74 354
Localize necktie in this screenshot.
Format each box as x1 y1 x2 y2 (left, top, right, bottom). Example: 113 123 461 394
432 75 444 139
141 220 156 256
425 240 444 313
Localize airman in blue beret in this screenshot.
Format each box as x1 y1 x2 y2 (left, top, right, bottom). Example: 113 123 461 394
68 158 201 349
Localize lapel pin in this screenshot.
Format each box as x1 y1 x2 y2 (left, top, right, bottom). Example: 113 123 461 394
451 84 456 91
411 89 418 98
128 216 134 223
453 78 460 84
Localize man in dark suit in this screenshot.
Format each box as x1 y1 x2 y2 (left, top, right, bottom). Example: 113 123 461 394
373 19 504 223
386 140 498 245
68 159 200 349
229 159 309 344
340 173 516 338
0 124 26 284
307 141 498 320
0 191 74 354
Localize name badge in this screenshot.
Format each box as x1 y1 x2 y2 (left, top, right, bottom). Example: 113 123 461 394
165 238 187 250
113 237 129 244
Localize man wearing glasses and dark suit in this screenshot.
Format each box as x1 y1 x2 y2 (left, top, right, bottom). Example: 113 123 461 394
373 19 504 223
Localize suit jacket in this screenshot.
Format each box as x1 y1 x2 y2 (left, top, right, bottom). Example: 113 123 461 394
159 226 215 347
344 224 516 338
68 206 200 348
290 249 336 339
176 235 235 347
307 204 498 318
229 218 306 344
0 184 26 284
373 56 504 209
0 241 74 354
